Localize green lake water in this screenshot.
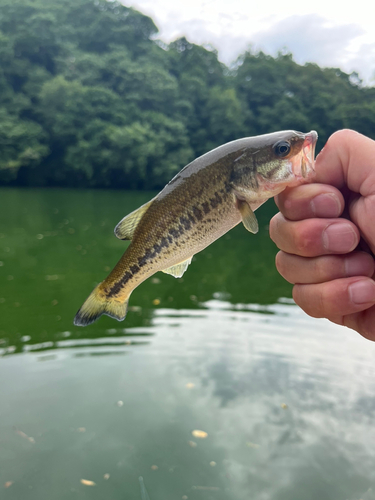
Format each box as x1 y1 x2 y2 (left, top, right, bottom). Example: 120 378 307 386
1 187 375 500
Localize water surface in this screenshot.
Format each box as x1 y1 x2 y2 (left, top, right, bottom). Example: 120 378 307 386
1 188 375 500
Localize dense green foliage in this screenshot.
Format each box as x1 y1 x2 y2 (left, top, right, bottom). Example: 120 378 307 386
1 0 375 189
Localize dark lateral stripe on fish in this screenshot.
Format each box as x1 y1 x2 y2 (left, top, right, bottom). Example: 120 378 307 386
209 192 222 209
106 189 228 299
202 202 210 214
106 270 133 297
192 206 203 221
180 216 192 230
107 237 173 297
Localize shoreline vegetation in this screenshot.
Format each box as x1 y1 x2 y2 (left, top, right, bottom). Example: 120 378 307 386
1 0 375 190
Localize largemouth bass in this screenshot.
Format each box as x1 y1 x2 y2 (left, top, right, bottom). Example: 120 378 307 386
74 130 317 326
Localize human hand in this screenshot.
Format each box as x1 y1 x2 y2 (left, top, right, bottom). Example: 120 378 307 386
270 129 375 341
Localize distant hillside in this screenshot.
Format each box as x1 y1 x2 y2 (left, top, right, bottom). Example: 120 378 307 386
1 0 374 189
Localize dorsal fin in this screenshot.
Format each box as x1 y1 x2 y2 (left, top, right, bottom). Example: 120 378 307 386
114 199 154 240
237 198 259 234
162 257 193 278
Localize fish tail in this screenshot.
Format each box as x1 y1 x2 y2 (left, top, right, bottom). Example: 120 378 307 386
74 285 129 326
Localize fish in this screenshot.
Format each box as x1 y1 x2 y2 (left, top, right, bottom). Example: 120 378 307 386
74 130 317 326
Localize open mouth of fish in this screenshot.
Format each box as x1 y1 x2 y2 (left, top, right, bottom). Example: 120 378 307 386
292 130 318 178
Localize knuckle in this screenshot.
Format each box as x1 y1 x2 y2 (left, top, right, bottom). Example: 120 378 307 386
275 252 289 280
293 223 319 255
329 129 359 147
269 213 282 242
293 283 326 319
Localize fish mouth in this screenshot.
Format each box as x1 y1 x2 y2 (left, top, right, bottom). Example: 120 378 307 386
300 130 318 178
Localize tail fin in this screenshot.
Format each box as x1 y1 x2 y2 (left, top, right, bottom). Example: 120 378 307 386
74 285 129 326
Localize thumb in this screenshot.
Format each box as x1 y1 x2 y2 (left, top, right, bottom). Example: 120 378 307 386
314 129 375 196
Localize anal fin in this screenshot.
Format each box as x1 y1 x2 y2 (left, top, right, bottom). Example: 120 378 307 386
237 199 259 234
114 199 154 240
162 257 192 278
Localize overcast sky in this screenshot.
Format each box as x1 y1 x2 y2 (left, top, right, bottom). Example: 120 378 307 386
122 0 375 85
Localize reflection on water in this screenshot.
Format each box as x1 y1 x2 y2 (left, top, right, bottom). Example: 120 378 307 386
1 188 375 499
1 301 375 500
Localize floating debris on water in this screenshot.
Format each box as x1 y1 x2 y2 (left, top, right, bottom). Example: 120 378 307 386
281 403 288 409
129 306 142 312
192 430 207 439
246 441 260 449
103 473 110 480
151 465 158 470
4 481 13 488
14 428 35 443
80 479 96 486
185 383 195 389
182 496 188 500
36 234 44 240
152 299 160 306
151 278 161 284
77 427 86 433
210 461 216 467
116 400 124 407
188 441 197 447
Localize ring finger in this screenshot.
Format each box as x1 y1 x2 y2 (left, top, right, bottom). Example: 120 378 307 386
276 251 375 285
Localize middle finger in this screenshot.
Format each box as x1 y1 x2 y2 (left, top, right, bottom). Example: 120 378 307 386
269 213 360 257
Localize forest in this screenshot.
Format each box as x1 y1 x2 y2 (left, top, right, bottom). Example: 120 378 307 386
1 0 375 190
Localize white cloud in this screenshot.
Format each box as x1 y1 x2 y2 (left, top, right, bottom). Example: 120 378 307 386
252 14 364 69
123 0 375 84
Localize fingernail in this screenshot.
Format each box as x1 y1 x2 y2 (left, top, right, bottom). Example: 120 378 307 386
322 223 358 252
345 253 375 277
349 280 375 304
311 194 341 217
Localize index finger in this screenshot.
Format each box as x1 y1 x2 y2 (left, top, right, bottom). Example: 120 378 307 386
275 183 344 221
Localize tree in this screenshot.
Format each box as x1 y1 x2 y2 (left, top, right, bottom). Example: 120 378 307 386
0 0 374 189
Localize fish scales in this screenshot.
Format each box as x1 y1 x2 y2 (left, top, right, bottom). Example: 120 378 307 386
104 158 240 299
74 130 317 326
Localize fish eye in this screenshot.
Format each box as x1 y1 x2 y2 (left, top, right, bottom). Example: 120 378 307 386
274 141 291 158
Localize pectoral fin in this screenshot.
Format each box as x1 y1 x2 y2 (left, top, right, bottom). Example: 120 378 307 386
114 199 154 240
237 199 259 234
162 257 192 278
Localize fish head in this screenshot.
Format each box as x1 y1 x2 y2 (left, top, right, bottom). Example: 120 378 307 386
231 130 318 200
